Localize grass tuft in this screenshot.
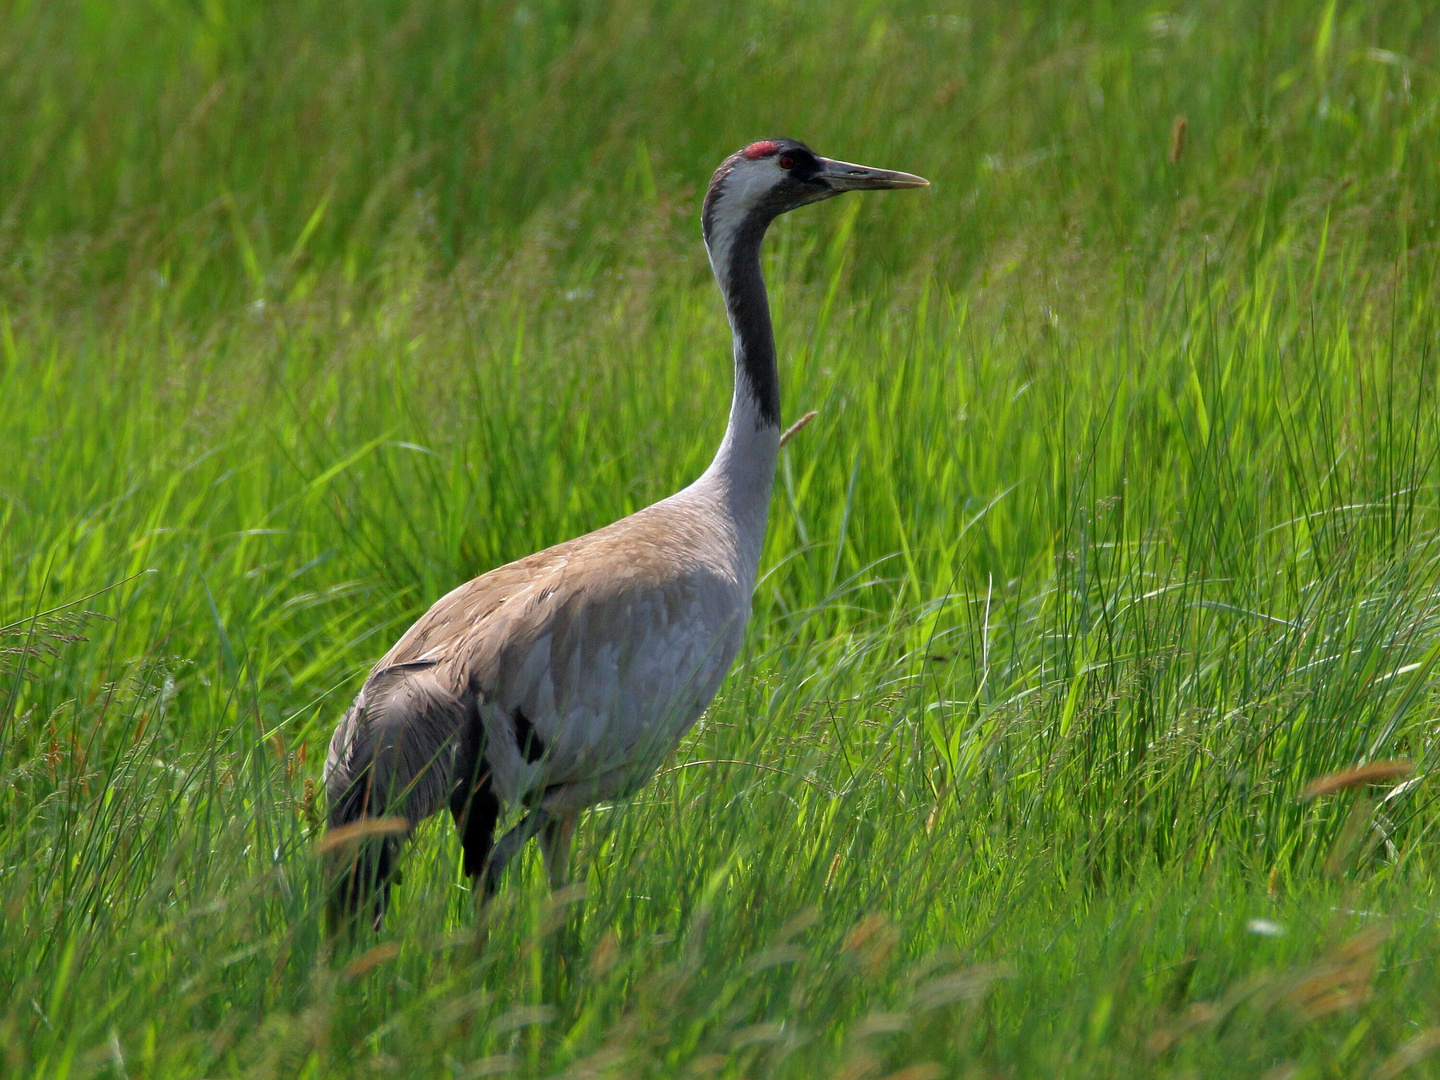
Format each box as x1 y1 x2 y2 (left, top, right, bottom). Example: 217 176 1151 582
4 0 1440 1075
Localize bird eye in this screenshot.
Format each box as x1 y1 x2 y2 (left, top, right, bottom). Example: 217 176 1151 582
779 155 795 170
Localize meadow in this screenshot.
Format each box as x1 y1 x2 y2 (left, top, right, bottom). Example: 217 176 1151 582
3 0 1440 1075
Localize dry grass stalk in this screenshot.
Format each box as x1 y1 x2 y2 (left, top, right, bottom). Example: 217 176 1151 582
684 1053 728 1076
590 930 620 977
1146 1001 1221 1054
856 1012 910 1037
1168 115 1188 164
460 1055 516 1077
1375 1026 1440 1080
1302 760 1414 800
1283 924 1389 1020
832 1050 881 1080
879 1066 942 1080
844 913 899 978
342 941 399 979
780 410 819 447
314 815 409 854
912 964 1014 1011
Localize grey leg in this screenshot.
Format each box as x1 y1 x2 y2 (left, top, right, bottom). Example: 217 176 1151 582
538 810 582 997
538 812 578 891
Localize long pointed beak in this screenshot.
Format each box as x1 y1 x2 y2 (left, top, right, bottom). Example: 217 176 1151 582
817 157 930 191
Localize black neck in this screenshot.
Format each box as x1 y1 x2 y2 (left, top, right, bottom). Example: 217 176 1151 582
716 219 781 430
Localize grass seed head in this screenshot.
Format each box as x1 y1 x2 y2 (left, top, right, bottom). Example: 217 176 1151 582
313 815 409 854
1302 761 1414 799
1168 115 1188 164
342 942 400 980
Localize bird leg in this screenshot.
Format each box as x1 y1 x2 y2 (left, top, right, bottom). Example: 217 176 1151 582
449 745 500 882
538 810 582 996
479 807 552 897
538 811 577 891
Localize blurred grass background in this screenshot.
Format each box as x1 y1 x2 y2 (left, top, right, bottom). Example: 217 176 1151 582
4 0 1440 1076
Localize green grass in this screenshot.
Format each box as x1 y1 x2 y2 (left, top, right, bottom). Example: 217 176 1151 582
4 0 1440 1075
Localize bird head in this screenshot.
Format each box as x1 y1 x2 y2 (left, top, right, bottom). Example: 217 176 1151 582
702 138 928 253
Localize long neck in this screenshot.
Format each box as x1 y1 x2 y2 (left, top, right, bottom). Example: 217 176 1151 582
698 217 782 532
716 218 781 430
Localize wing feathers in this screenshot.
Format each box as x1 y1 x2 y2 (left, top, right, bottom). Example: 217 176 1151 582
327 502 750 820
325 664 470 829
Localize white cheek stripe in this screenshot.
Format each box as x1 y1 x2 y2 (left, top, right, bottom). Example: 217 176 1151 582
705 162 778 287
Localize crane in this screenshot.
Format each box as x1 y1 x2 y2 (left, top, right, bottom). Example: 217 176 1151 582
323 139 927 931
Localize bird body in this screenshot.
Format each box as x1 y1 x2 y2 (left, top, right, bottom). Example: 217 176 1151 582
327 474 767 818
324 139 926 930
